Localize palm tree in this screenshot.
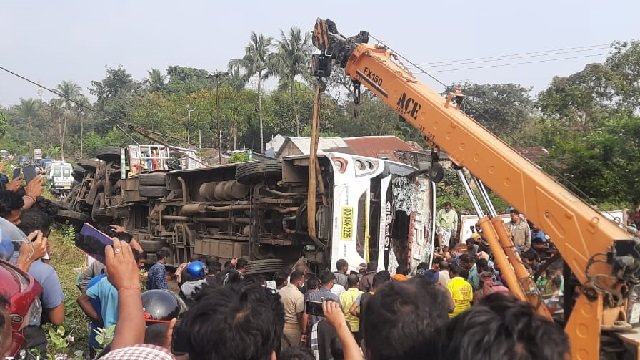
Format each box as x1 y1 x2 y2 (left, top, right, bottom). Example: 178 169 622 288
75 97 91 157
146 69 166 92
269 27 312 136
227 61 247 92
0 110 6 138
231 32 273 152
15 98 40 153
53 81 82 160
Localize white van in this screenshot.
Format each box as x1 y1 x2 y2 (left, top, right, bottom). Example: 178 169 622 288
46 161 74 196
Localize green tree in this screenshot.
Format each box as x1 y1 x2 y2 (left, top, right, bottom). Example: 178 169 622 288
132 91 191 144
330 92 423 143
457 83 534 138
72 96 92 158
226 61 247 92
231 32 273 152
218 87 258 151
538 63 613 133
325 64 356 103
0 109 6 138
533 41 640 207
269 27 312 136
145 68 166 93
541 113 640 205
14 98 41 152
1 99 50 155
0 110 7 137
263 84 313 137
605 41 640 110
83 128 128 157
337 93 397 136
165 66 214 94
52 81 83 160
435 168 509 215
131 85 260 152
90 66 140 134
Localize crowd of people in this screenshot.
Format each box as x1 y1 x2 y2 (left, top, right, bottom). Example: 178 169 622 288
0 175 573 360
72 250 569 360
435 204 568 315
0 174 66 359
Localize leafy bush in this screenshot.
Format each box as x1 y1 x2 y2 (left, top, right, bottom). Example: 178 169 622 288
60 224 76 246
435 167 508 214
47 227 89 357
83 129 127 158
229 151 249 163
43 324 84 359
95 325 116 351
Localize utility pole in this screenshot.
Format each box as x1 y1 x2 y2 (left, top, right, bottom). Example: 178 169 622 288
79 109 84 158
187 106 194 147
210 71 228 164
232 126 237 151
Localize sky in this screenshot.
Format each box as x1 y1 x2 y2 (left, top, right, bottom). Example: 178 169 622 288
1 0 638 106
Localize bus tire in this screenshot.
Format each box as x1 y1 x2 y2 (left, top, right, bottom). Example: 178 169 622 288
96 147 122 163
138 239 165 253
91 193 107 220
236 161 282 185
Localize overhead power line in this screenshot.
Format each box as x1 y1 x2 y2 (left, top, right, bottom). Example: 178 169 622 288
0 64 135 137
369 34 449 88
418 43 611 68
429 52 608 73
367 33 600 206
0 64 206 165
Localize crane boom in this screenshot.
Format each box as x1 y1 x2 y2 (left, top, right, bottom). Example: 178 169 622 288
311 18 640 360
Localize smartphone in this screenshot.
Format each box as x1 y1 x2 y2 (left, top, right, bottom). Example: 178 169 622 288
76 223 113 263
12 167 21 180
102 225 133 243
305 300 324 317
23 165 37 183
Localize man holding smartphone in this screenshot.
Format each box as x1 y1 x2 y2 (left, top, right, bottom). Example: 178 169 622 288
303 270 339 345
4 174 44 211
14 208 64 359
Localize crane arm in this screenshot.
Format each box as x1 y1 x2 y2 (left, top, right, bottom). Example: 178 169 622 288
312 18 633 286
312 18 640 359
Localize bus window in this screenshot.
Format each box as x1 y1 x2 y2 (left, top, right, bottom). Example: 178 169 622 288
63 167 71 178
368 178 382 265
391 210 410 269
53 167 61 177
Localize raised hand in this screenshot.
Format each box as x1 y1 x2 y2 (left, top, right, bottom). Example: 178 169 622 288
105 238 141 290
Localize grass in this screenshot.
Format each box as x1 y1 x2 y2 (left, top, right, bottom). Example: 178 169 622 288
47 224 89 357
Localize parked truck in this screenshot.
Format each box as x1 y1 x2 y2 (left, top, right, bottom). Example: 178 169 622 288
45 161 75 196
63 145 437 274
